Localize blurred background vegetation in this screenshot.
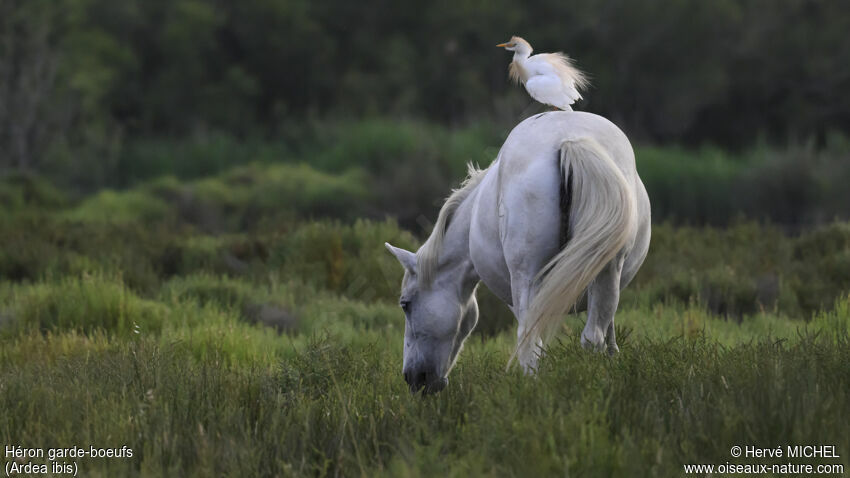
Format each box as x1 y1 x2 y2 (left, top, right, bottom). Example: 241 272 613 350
1 0 849 227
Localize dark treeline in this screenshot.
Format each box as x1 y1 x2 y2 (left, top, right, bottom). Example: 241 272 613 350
2 0 850 172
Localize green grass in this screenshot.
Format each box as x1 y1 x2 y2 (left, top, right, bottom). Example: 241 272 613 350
1 293 849 476
3 155 850 475
1 233 849 476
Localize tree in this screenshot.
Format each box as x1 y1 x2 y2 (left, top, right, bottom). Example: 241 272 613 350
0 0 63 170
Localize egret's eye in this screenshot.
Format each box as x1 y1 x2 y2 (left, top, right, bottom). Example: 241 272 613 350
400 300 411 313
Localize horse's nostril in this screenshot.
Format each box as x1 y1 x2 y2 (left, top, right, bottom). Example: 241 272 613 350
403 367 445 393
426 377 448 394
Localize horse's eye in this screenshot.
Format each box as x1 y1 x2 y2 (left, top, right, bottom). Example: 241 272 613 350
400 300 411 313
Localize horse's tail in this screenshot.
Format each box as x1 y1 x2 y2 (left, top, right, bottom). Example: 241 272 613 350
512 137 637 367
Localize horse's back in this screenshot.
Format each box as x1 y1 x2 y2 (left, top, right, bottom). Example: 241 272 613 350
498 111 636 180
497 111 648 231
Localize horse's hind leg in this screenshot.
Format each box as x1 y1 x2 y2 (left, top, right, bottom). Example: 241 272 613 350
582 255 625 355
500 158 562 372
511 278 542 373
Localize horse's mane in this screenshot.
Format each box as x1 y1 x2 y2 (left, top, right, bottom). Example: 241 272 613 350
418 163 488 286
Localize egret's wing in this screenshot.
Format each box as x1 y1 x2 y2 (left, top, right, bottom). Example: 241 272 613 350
537 52 588 95
524 75 573 110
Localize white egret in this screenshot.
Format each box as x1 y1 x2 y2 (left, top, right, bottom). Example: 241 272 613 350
497 36 588 110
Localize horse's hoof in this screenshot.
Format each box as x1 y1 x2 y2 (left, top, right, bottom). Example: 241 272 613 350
606 343 620 356
580 330 606 352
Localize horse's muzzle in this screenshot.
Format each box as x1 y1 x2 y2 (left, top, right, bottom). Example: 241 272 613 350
403 369 448 395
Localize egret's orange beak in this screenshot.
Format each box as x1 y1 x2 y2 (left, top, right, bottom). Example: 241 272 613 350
496 42 512 48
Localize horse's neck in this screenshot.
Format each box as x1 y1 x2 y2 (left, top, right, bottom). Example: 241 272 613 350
432 192 479 295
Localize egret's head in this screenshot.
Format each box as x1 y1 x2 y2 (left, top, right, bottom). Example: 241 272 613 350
497 36 532 55
385 242 479 395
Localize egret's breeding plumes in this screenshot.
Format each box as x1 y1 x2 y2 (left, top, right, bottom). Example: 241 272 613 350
497 36 588 111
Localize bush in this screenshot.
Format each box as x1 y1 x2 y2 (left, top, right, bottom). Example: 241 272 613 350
159 274 258 309
790 223 850 312
61 162 370 230
635 142 850 226
0 216 165 290
636 146 743 225
0 172 68 211
3 275 169 336
629 223 794 316
116 134 290 186
699 266 759 319
270 219 418 302
159 274 300 332
307 119 500 228
63 189 174 224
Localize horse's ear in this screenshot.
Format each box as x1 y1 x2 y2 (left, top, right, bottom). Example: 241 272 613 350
384 242 416 272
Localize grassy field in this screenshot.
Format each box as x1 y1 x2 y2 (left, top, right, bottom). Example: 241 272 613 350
1 276 848 476
2 149 850 476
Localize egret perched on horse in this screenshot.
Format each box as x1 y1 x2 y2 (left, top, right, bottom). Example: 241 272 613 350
385 111 651 394
497 36 587 111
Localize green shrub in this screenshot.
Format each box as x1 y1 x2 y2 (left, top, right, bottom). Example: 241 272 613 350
3 275 169 336
808 294 850 340
699 265 759 318
630 223 794 312
635 146 743 225
300 297 400 336
313 119 427 173
635 143 850 226
793 222 850 260
160 274 258 309
59 161 370 230
116 134 290 185
158 234 275 279
63 189 174 224
790 223 850 312
0 172 68 211
231 163 369 223
0 219 66 282
149 162 371 230
270 219 418 302
0 215 179 292
305 119 501 228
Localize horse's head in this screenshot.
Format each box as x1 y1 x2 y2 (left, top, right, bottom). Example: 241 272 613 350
385 243 478 394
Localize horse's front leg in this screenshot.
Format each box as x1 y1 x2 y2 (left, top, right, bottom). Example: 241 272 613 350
605 320 619 355
582 256 624 356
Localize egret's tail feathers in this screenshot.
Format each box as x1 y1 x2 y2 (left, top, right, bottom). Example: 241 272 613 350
512 137 636 367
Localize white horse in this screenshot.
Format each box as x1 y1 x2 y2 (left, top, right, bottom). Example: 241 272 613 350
385 111 651 393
